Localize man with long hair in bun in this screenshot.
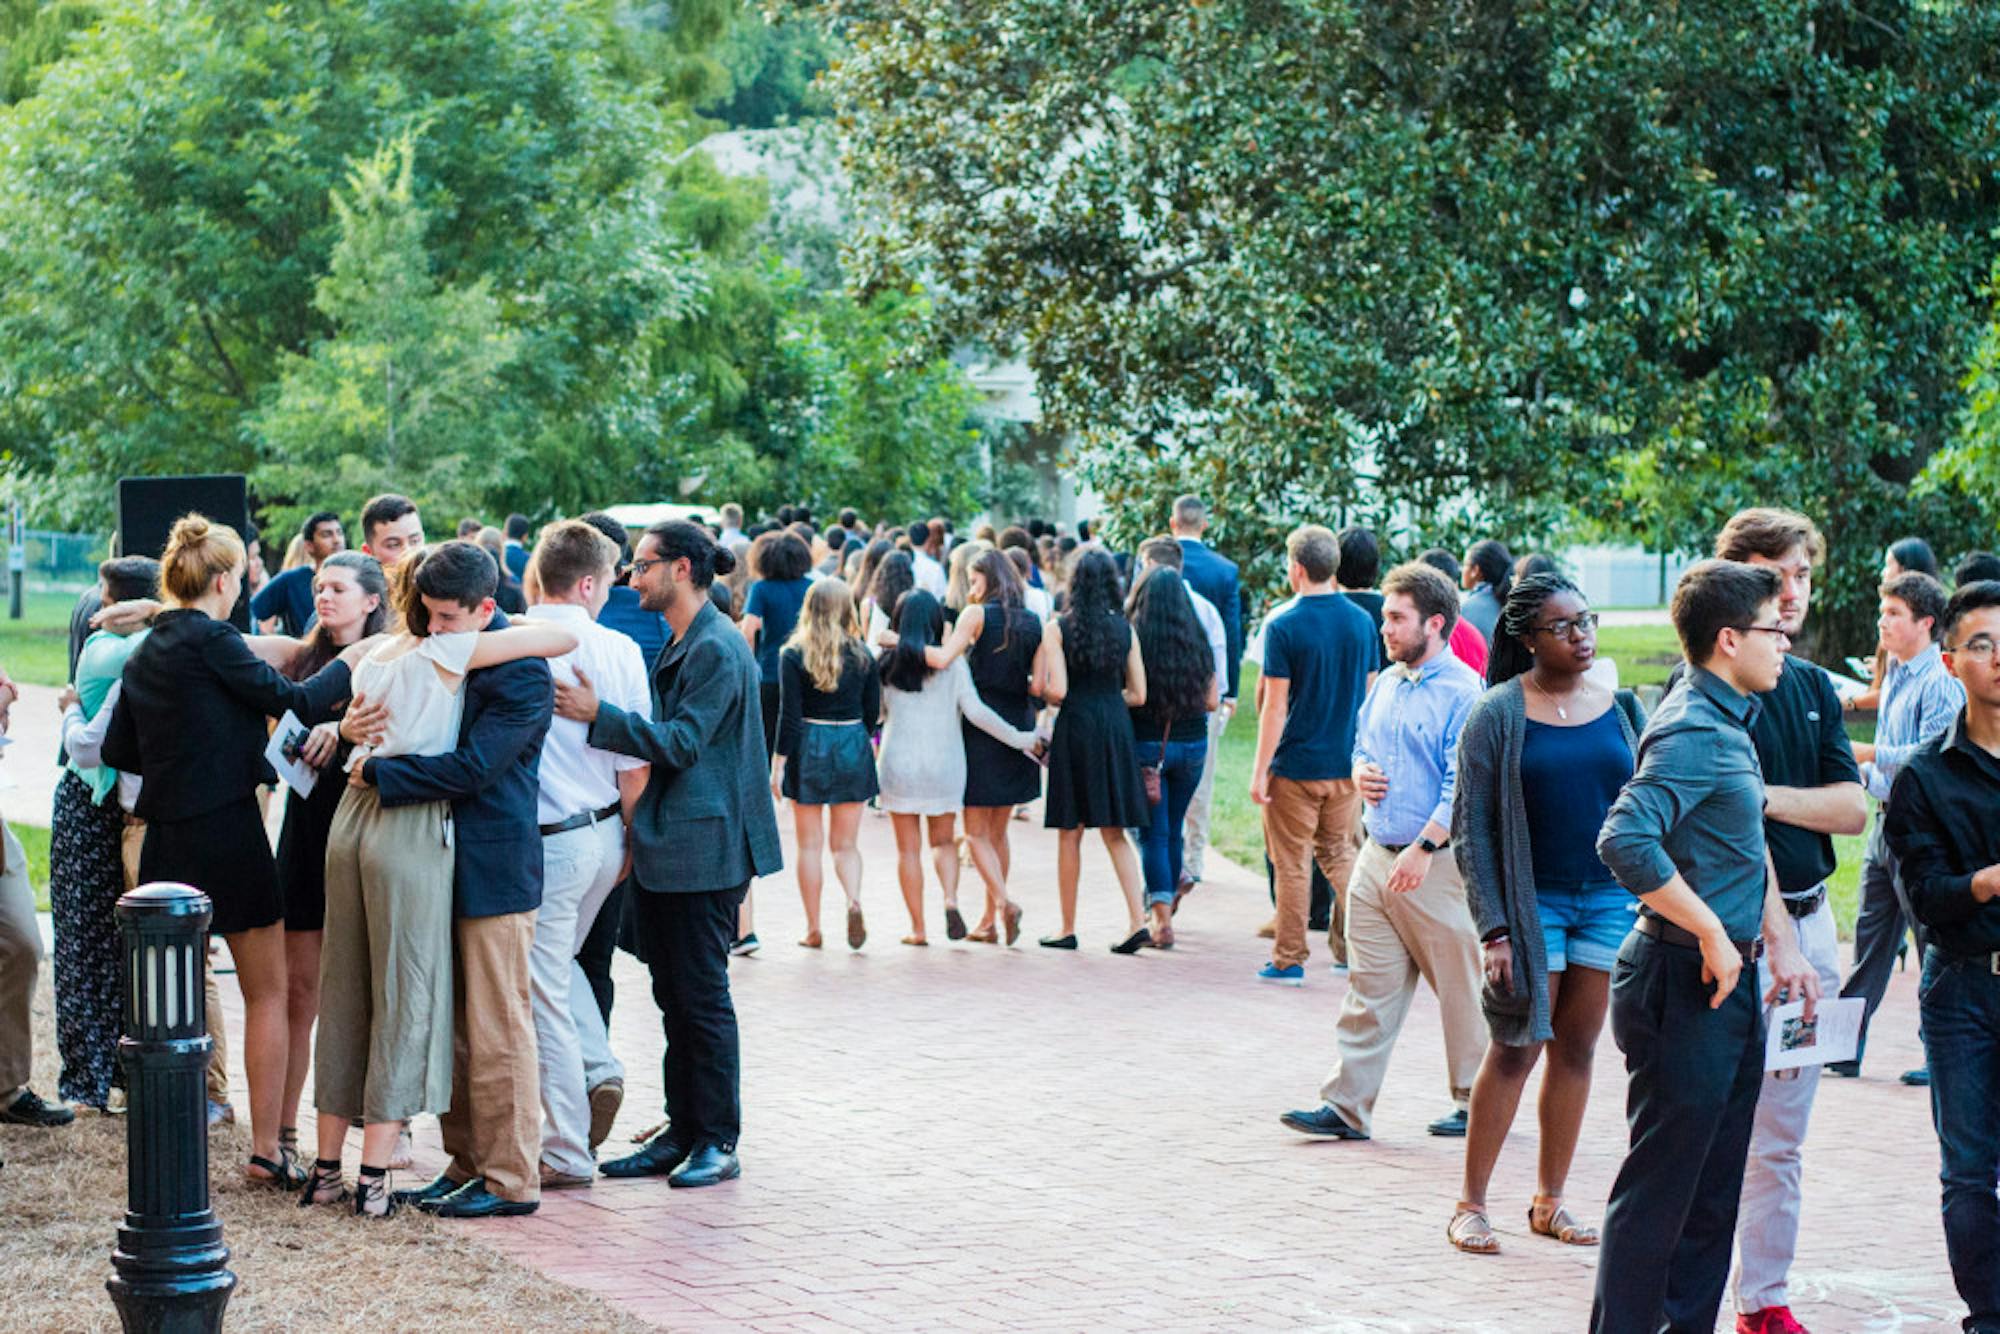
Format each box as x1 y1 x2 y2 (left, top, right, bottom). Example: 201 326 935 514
555 521 781 1188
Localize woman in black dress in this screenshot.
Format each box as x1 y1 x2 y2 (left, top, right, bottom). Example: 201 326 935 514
101 515 361 1188
771 578 881 949
925 547 1044 945
1038 549 1150 954
268 552 389 1164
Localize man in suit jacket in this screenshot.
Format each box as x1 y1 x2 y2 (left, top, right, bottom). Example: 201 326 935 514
556 520 781 1188
1172 494 1243 893
351 541 556 1219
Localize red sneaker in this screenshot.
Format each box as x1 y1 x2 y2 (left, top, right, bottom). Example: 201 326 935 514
1737 1307 1809 1334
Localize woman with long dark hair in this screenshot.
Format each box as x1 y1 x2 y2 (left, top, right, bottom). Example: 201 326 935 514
1448 572 1644 1254
1038 549 1150 953
772 578 880 949
271 552 390 1166
741 530 814 761
1126 568 1220 948
921 547 1045 944
865 549 916 651
877 590 1042 943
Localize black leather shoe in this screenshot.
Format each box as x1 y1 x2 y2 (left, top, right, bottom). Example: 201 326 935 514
1427 1109 1469 1138
0 1089 75 1127
1901 1067 1931 1087
395 1172 476 1209
1279 1105 1368 1140
1823 1059 1861 1078
667 1143 741 1188
600 1131 693 1179
428 1183 539 1218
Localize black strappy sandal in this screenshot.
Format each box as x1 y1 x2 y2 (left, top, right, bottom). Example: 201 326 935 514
353 1168 398 1219
297 1159 348 1209
248 1153 307 1190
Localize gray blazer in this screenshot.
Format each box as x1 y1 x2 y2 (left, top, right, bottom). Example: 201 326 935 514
588 599 784 893
1452 679 1644 1046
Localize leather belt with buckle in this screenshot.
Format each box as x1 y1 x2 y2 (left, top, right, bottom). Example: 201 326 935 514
539 801 622 838
1783 887 1825 919
1634 911 1762 965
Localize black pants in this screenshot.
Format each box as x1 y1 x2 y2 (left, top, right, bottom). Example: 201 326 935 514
1264 853 1332 932
1840 838 1925 1068
1591 931 1765 1334
574 878 625 1026
759 680 781 764
630 882 749 1150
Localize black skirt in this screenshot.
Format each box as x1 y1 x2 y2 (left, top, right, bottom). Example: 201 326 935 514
275 774 343 933
1043 688 1150 830
138 795 283 936
783 721 879 806
963 696 1043 809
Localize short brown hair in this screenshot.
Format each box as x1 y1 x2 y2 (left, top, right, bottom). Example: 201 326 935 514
160 513 245 607
1381 561 1460 638
1715 508 1824 566
1883 571 1948 642
531 519 619 597
1672 559 1781 665
1138 536 1184 571
1286 525 1339 584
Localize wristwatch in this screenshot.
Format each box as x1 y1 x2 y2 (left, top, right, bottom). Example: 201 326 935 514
1418 836 1444 855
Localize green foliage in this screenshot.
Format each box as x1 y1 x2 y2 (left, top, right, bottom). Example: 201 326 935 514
702 6 836 128
0 0 93 102
1931 253 2000 529
806 0 2000 652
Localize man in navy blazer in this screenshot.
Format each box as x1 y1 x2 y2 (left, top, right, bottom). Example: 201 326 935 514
556 520 781 1189
1172 494 1244 894
352 542 556 1219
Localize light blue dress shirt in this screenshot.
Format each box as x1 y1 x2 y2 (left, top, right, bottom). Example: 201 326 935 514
1351 649 1483 847
1863 642 1964 801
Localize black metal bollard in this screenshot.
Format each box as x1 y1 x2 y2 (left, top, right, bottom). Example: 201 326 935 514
108 883 236 1333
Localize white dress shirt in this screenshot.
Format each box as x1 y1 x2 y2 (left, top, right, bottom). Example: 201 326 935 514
525 602 654 823
913 550 948 599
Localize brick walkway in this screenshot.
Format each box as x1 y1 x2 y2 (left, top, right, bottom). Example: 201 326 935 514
279 808 1952 1331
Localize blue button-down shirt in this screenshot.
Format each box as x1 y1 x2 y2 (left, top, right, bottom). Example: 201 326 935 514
1351 650 1482 847
1862 642 1964 802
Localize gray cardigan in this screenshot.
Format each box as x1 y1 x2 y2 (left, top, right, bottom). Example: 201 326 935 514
1451 679 1644 1046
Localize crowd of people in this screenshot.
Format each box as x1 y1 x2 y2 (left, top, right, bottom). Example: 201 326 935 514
0 489 1994 1334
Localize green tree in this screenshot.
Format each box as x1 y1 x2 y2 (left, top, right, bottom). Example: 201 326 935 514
251 135 520 537
1931 254 2000 528
804 0 2000 648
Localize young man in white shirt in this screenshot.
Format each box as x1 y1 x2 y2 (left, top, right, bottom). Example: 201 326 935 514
522 521 654 1185
908 520 948 599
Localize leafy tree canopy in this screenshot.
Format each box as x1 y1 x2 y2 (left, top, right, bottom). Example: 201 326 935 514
805 0 2000 648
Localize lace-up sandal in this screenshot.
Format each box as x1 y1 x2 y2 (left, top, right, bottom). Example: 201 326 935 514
1528 1196 1598 1246
354 1165 398 1219
1447 1206 1500 1254
247 1152 306 1190
297 1158 348 1209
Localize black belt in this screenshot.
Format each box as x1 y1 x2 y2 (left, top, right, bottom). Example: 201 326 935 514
1931 944 2000 976
539 801 622 838
1371 837 1446 856
1634 911 1761 965
1783 887 1826 919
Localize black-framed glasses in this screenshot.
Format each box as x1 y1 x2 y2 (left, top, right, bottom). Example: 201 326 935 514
1731 623 1792 643
1948 636 1997 662
1532 612 1599 640
628 556 667 579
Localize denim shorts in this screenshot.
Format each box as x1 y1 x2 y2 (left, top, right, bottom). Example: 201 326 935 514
1537 880 1635 973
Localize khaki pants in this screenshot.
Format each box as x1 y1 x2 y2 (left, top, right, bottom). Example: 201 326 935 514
1262 777 1360 969
1318 839 1486 1137
121 820 229 1106
0 824 39 1099
440 910 541 1203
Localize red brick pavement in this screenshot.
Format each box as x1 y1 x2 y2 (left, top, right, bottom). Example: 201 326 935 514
261 808 1955 1332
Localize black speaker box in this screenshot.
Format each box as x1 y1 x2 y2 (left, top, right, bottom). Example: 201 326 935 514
116 474 253 630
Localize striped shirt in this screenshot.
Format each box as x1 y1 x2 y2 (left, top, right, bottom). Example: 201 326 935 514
1862 642 1964 802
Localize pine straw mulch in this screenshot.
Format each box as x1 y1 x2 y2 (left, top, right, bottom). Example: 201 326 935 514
0 978 654 1333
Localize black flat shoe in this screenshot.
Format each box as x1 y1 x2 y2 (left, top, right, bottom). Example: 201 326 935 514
1038 934 1077 950
668 1144 741 1189
428 1183 539 1218
1110 927 1151 955
394 1172 478 1209
0 1089 75 1127
600 1131 693 1179
945 907 967 941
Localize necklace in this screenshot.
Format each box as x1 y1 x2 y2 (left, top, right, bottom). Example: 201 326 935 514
1526 673 1594 721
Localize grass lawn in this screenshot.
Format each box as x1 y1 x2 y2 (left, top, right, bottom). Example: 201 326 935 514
1211 652 1872 940
16 822 49 912
0 588 82 688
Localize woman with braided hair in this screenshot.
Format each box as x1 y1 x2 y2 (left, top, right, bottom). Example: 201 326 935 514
1445 572 1648 1255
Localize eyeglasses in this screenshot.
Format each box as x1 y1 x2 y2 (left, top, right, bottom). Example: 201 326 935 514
1948 636 1997 662
628 557 667 578
1531 612 1599 640
1731 623 1792 644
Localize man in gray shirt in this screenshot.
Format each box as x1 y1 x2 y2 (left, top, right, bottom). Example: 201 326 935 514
1590 560 1819 1334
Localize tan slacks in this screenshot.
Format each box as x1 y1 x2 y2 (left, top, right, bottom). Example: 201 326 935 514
439 909 541 1203
1317 838 1487 1137
121 819 229 1105
1262 776 1360 969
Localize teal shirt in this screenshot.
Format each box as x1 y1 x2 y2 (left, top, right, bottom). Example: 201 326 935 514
67 627 147 805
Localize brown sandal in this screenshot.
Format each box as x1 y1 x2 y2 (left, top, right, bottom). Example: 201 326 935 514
964 925 999 944
1528 1196 1599 1246
1447 1206 1500 1254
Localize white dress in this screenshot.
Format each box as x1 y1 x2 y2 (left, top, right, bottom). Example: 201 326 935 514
346 631 479 766
877 658 1036 816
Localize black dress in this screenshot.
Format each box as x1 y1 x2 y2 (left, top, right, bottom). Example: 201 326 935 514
1044 617 1150 830
962 605 1043 809
274 765 344 933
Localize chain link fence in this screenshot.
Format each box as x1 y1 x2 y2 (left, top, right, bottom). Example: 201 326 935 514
21 529 109 592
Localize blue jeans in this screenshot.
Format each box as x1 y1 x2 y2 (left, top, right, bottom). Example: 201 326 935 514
1137 738 1207 907
1919 947 2000 1333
